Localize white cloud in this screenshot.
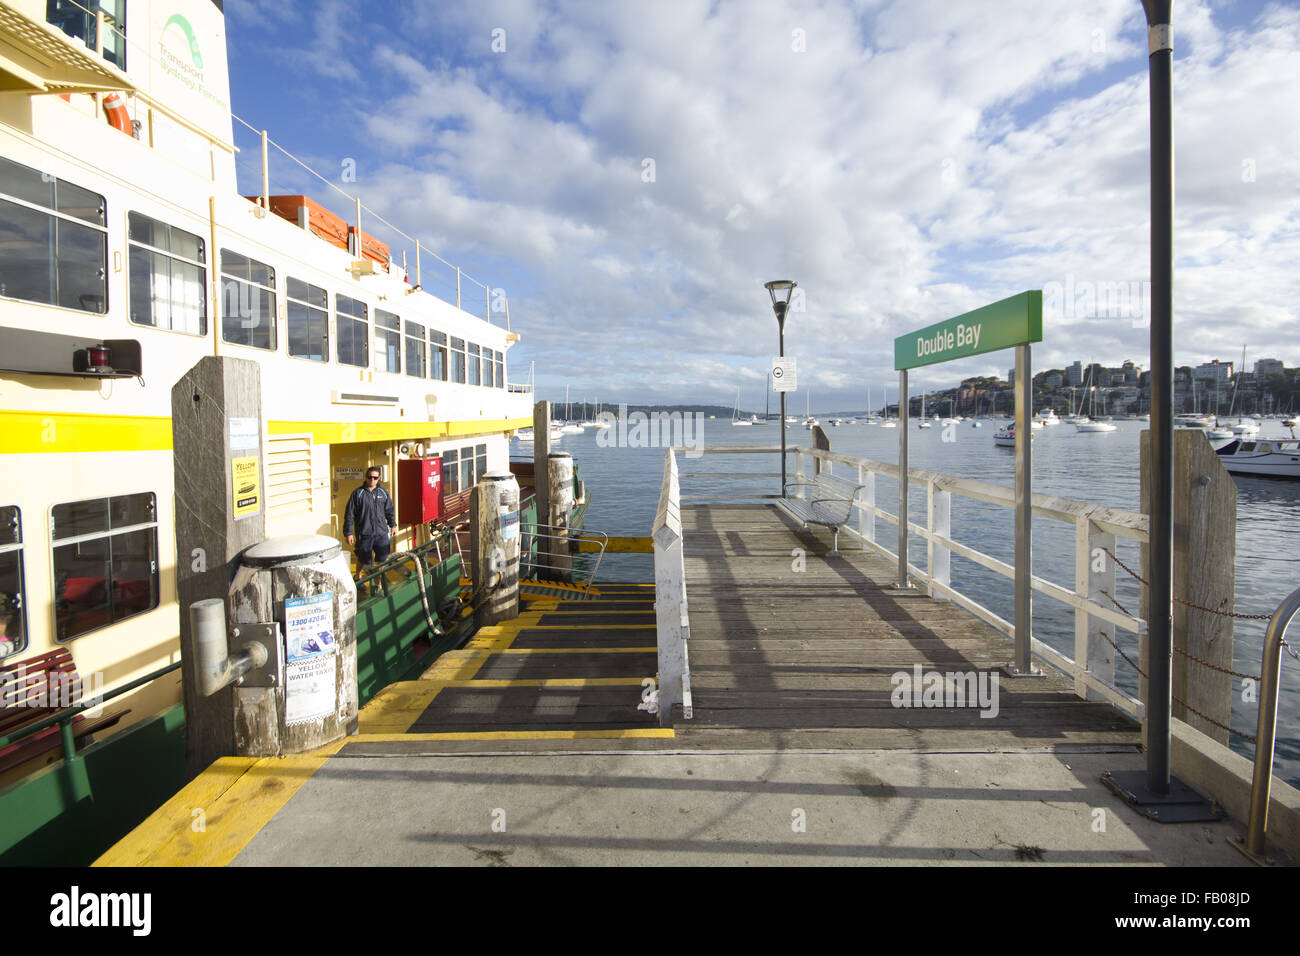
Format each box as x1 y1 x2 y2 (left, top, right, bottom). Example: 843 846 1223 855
263 0 1300 407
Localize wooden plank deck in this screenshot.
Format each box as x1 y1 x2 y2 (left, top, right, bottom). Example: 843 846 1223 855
673 503 1140 751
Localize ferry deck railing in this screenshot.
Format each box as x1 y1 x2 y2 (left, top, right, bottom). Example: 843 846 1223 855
1246 586 1300 857
667 444 1148 720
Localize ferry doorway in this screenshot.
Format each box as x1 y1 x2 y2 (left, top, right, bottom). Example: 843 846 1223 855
330 442 395 575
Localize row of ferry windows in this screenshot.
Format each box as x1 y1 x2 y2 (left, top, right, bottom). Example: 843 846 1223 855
0 157 506 387
0 496 159 661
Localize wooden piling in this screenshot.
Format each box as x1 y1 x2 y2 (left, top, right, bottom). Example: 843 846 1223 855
1140 429 1236 744
171 357 266 776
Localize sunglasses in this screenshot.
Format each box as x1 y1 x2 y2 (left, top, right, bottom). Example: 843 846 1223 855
366 474 380 480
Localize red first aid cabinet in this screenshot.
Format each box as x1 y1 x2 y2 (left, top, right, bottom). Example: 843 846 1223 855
397 457 442 524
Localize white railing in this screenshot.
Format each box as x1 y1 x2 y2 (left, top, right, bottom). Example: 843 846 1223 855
679 444 1148 720
652 448 692 726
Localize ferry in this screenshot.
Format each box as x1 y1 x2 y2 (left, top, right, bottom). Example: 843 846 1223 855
0 0 544 861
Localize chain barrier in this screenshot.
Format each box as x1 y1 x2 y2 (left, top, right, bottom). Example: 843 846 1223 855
1102 546 1273 620
1094 588 1259 743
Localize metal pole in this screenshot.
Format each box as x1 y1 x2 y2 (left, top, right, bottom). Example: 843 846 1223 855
1143 0 1174 794
779 322 787 495
1012 343 1035 674
896 370 910 588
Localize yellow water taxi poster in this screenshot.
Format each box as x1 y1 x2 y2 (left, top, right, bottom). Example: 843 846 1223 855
232 456 261 517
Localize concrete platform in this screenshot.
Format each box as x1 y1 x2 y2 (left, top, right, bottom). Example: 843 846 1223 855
228 749 1250 866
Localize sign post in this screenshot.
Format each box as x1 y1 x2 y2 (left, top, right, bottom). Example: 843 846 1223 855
893 291 1043 673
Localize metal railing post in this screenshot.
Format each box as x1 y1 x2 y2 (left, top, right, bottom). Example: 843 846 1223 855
858 464 874 547
1244 586 1300 857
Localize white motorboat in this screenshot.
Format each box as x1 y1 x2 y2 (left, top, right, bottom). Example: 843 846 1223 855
1035 409 1061 426
1230 418 1260 437
1076 420 1117 433
1215 438 1300 478
993 424 1021 447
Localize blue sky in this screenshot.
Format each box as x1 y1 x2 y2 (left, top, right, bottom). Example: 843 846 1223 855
225 0 1299 412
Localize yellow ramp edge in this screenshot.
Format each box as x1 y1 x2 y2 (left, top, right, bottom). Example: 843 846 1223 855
95 741 346 867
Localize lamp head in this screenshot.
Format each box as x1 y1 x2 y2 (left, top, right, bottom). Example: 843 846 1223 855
764 279 796 327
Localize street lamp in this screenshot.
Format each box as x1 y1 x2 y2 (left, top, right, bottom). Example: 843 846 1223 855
764 279 796 494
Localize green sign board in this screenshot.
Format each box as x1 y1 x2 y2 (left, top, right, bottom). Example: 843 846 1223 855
894 290 1043 371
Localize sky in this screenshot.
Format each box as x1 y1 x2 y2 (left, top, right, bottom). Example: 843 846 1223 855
224 0 1300 413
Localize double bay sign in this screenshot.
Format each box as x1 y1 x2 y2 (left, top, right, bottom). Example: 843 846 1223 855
892 289 1043 678
894 291 1043 370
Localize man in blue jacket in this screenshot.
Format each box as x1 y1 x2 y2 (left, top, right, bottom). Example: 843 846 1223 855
343 466 397 575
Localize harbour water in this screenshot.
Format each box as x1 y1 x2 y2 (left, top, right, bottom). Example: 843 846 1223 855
522 415 1300 787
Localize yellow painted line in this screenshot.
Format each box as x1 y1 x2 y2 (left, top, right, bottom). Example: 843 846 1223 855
2 410 173 454
350 728 676 742
495 647 656 654
95 741 346 867
522 624 656 630
269 417 531 443
2 410 532 454
436 677 648 688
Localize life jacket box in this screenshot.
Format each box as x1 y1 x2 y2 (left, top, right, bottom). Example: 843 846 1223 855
397 456 442 524
248 194 351 251
348 226 391 266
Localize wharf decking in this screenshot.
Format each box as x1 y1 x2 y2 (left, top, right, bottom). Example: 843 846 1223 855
105 503 1258 867
674 503 1139 751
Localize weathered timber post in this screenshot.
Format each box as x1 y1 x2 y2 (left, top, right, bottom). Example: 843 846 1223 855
1140 429 1236 744
546 451 574 581
532 400 551 519
227 536 358 755
812 424 830 476
471 472 521 625
172 356 266 777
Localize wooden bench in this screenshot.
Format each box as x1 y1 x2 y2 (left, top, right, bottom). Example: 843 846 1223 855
0 648 129 775
778 471 867 558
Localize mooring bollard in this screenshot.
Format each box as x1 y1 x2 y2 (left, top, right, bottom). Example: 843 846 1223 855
472 472 521 625
547 452 574 581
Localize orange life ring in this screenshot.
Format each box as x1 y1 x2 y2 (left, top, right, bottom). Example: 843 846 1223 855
102 92 131 135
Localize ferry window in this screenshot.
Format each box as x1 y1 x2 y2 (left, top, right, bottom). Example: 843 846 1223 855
128 212 206 335
429 330 447 381
483 348 494 388
336 295 369 367
475 444 487 481
450 337 466 384
468 343 482 386
51 493 158 642
0 157 107 313
375 310 401 373
220 249 276 350
286 277 328 361
47 0 126 70
495 350 505 389
459 445 474 490
0 506 26 661
404 320 426 378
442 449 459 494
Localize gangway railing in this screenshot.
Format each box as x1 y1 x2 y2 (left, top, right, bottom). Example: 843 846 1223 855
517 525 609 596
668 444 1147 719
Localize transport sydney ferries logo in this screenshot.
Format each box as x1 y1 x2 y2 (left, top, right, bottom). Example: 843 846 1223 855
157 12 228 112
